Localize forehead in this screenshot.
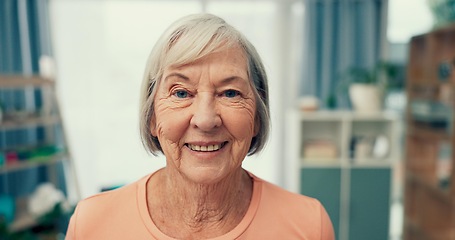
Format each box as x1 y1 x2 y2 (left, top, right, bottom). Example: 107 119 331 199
168 45 248 73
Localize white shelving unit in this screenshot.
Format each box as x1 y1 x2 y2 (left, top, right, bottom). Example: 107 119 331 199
285 110 402 240
0 75 79 234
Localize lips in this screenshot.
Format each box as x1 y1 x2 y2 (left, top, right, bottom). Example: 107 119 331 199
186 142 227 152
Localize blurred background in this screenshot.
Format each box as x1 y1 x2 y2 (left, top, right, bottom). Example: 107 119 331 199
0 0 450 239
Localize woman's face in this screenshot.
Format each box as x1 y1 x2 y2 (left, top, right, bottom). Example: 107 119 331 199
151 46 257 184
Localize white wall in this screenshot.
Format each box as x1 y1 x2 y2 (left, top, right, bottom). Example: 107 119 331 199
387 0 433 43
49 0 302 199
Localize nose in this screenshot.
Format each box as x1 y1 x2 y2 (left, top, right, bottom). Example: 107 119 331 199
190 94 222 131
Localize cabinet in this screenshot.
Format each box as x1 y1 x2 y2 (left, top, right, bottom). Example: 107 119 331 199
0 75 78 235
285 110 401 240
404 24 455 240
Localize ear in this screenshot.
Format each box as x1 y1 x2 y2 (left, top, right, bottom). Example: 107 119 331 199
253 116 260 137
150 113 157 137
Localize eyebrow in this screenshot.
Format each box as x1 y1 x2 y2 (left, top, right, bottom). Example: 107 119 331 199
220 76 248 85
164 73 189 81
164 73 248 85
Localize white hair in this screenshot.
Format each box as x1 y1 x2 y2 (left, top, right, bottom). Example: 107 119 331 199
140 13 270 156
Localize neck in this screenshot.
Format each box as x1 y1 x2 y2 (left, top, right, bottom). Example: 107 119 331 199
147 168 253 238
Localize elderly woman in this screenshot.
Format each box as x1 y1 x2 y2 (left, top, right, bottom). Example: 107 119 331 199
66 13 334 240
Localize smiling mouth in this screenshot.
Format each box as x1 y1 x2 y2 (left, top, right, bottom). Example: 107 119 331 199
186 142 227 152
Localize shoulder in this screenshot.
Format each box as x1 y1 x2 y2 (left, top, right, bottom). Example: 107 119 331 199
249 173 335 239
251 172 321 209
69 177 146 230
66 173 159 239
78 178 140 210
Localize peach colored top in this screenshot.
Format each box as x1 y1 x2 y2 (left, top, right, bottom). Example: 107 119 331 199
66 171 335 240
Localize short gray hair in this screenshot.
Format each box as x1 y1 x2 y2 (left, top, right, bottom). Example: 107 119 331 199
140 13 269 156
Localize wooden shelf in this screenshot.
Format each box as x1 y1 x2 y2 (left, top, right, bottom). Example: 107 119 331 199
406 125 451 141
0 152 65 174
350 160 394 168
300 159 342 168
0 115 60 130
0 75 54 88
296 110 399 121
300 158 393 168
405 218 455 240
406 171 451 203
404 23 455 240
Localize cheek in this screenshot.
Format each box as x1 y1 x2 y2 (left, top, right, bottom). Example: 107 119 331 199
222 106 256 164
153 101 191 145
222 103 256 141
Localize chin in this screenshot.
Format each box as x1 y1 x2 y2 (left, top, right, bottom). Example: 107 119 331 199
180 167 228 185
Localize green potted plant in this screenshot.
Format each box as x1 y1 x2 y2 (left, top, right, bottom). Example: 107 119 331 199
427 0 455 28
339 61 400 113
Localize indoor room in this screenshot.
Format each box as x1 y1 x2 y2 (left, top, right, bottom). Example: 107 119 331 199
0 0 450 239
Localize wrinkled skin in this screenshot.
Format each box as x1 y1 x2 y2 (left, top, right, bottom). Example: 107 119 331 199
151 46 258 185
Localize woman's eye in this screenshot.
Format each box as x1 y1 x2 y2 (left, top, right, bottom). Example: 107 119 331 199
224 90 240 98
174 90 189 98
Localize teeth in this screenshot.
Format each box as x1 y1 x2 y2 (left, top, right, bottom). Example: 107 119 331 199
188 144 222 152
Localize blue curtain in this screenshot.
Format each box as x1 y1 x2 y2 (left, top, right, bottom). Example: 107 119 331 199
0 0 51 73
0 0 61 198
300 0 387 108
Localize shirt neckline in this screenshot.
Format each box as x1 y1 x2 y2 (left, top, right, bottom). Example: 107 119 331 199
137 170 262 240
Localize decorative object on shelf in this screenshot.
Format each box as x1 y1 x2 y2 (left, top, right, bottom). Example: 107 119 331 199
0 195 15 224
427 0 455 28
350 135 390 161
28 183 70 219
352 136 374 160
438 59 455 81
5 152 18 165
325 92 337 110
339 62 401 113
0 145 61 170
410 99 452 130
349 84 382 113
384 89 407 113
437 141 452 189
372 135 390 159
303 139 337 160
38 55 56 80
298 96 319 112
0 185 74 240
